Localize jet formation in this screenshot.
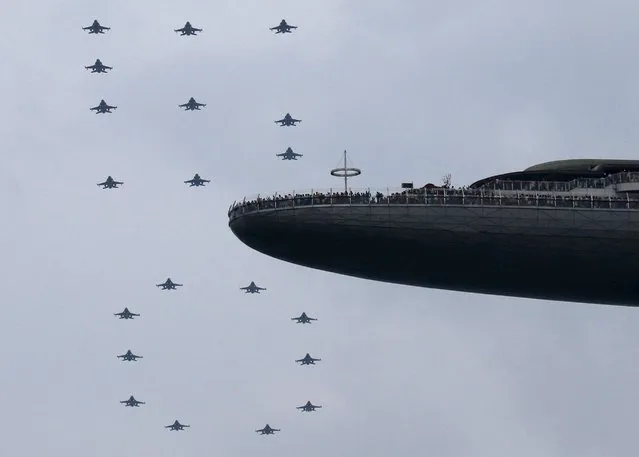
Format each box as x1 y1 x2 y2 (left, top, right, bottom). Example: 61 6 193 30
296 353 321 365
97 176 122 189
240 281 266 294
85 59 112 73
255 424 280 435
277 147 303 160
118 350 143 362
121 396 145 407
87 16 318 434
275 113 301 126
291 312 317 324
184 173 211 187
157 278 182 290
166 420 190 431
270 19 297 34
297 401 322 412
179 97 206 111
175 22 202 36
83 20 110 34
114 308 139 319
90 100 117 114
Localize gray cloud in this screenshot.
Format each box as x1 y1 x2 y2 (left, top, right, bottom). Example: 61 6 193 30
1 1 639 456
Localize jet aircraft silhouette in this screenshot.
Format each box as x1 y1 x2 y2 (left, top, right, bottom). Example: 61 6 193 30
277 147 303 160
270 19 297 34
175 22 202 36
85 59 112 73
114 307 139 319
296 353 321 365
255 424 280 435
83 20 110 34
291 312 317 324
179 97 206 111
90 99 116 114
166 420 190 431
297 401 322 412
274 113 301 126
121 396 145 407
157 278 182 290
184 173 210 187
97 176 123 189
240 281 266 293
117 350 142 361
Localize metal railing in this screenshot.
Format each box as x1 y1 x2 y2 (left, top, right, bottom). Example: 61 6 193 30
483 170 639 192
227 187 639 218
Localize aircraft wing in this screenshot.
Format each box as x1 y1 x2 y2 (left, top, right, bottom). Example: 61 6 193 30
174 27 185 32
97 181 106 186
193 28 202 32
178 103 188 107
174 283 183 287
113 181 123 185
240 287 248 290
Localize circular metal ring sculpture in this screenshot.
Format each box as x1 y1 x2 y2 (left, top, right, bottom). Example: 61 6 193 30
330 167 361 178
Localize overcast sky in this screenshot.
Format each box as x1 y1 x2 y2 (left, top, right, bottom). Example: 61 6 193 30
2 1 639 456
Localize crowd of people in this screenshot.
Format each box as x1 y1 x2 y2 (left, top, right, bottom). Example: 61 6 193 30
228 184 639 218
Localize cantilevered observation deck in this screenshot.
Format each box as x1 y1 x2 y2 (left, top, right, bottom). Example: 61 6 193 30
229 159 639 306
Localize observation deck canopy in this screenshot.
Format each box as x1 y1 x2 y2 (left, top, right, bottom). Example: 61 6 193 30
470 159 639 188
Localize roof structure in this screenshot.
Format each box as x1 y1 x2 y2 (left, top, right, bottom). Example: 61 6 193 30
469 158 639 188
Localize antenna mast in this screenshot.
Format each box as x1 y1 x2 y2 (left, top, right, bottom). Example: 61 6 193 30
330 150 361 193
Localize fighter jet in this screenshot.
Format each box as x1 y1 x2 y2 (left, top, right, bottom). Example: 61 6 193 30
90 99 117 114
296 353 321 365
179 97 206 111
83 20 110 34
157 278 182 290
117 350 143 362
175 22 202 36
297 401 322 412
166 420 190 431
277 147 303 160
184 173 210 187
121 396 145 407
114 307 139 319
240 281 266 294
291 312 317 324
255 424 280 435
274 113 301 126
97 176 123 189
270 19 297 34
85 59 112 73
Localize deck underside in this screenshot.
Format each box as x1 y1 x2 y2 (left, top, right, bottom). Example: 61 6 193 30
228 206 639 306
